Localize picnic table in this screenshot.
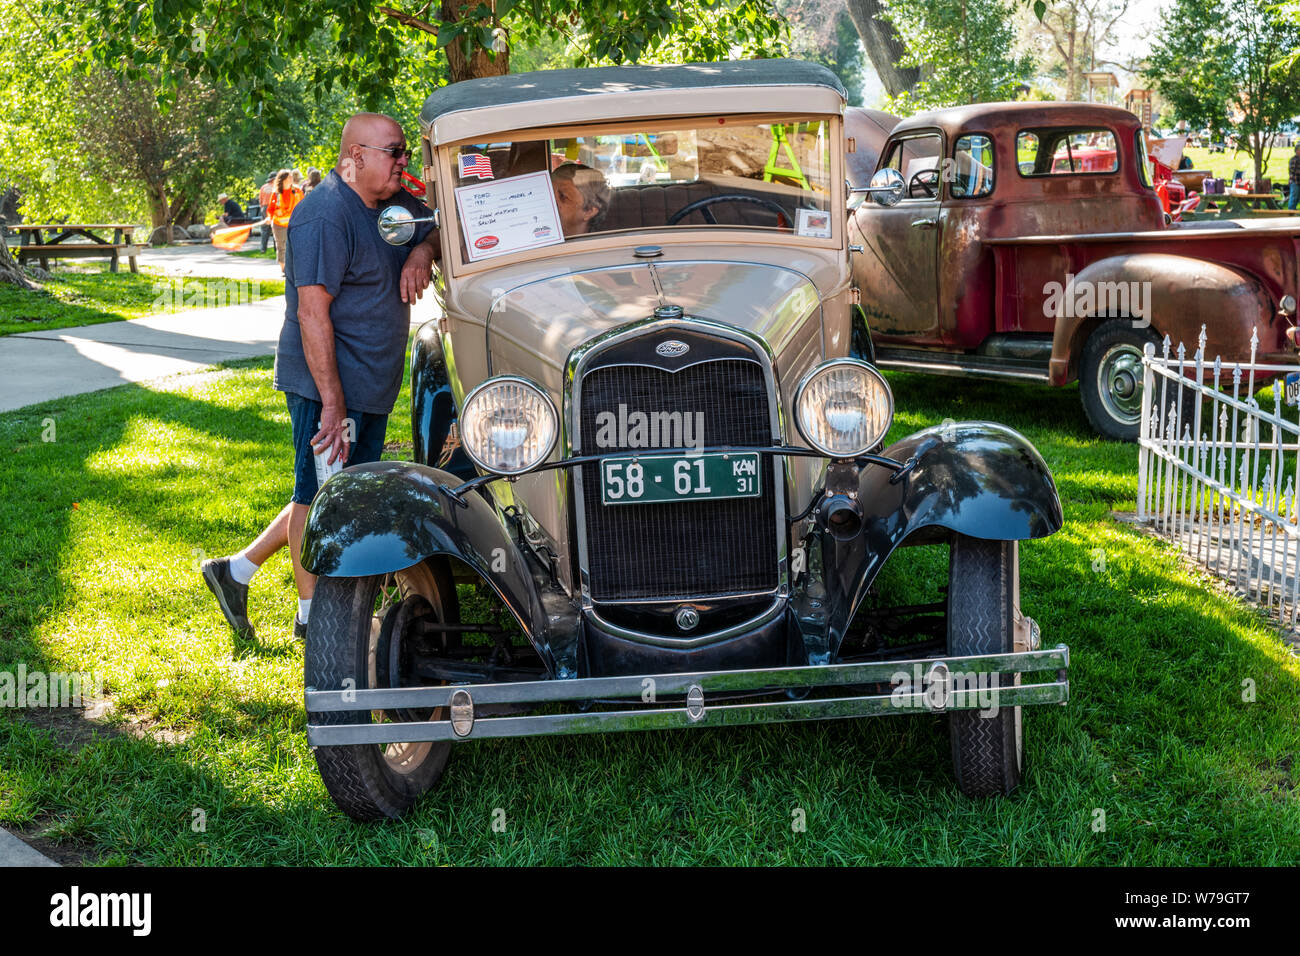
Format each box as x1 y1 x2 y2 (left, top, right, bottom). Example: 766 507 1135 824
6 223 140 273
1182 192 1300 221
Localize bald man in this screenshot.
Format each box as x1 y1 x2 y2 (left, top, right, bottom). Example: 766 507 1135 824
201 112 440 642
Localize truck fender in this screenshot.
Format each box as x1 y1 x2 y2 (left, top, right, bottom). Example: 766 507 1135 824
1048 252 1274 385
300 460 577 675
791 421 1062 662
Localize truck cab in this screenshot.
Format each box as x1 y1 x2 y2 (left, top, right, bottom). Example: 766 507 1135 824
850 102 1300 439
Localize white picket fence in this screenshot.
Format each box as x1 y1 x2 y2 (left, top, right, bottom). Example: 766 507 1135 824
1137 327 1300 628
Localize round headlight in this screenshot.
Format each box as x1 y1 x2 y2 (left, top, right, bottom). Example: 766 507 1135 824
794 359 893 457
460 376 559 475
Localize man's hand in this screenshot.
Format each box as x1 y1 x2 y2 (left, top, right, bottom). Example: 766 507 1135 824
400 238 437 304
297 283 349 465
311 400 351 466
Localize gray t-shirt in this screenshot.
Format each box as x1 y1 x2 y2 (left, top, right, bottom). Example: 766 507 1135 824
273 169 434 414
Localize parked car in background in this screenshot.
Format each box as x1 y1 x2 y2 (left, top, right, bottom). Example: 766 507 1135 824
848 101 1300 440
297 60 1069 821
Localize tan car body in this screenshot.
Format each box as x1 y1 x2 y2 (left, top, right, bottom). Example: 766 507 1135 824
419 99 851 588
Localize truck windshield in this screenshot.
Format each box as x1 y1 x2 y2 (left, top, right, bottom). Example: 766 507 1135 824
446 117 835 263
1016 128 1118 176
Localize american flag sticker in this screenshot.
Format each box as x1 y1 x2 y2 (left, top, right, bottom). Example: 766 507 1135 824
459 153 494 180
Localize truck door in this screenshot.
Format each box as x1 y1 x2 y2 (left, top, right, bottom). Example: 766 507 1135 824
851 131 942 342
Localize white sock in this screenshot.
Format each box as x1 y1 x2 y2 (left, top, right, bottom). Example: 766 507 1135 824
228 552 260 585
298 598 311 624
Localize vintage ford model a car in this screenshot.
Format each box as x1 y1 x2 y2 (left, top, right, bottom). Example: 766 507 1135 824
299 60 1069 821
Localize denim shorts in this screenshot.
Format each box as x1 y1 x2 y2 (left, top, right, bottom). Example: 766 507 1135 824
285 391 389 505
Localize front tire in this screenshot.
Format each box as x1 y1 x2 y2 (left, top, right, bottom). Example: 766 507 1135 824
306 559 458 821
947 535 1023 797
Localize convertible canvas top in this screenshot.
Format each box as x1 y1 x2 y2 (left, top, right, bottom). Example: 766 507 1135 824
419 59 847 145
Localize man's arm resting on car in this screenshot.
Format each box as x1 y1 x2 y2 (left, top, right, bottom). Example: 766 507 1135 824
298 283 351 465
400 230 441 304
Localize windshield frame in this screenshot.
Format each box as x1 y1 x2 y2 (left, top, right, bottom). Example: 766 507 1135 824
431 112 845 278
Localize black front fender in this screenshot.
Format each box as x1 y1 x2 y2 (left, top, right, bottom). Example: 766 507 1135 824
792 421 1062 662
300 460 579 676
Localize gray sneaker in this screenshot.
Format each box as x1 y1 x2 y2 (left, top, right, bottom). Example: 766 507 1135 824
201 557 254 637
294 615 307 641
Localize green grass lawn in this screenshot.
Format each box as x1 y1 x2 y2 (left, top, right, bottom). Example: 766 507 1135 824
231 247 277 259
1182 145 1291 186
0 269 286 336
0 352 1296 865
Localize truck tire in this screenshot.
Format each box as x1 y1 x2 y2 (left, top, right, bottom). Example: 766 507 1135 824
306 559 458 821
947 535 1023 797
1079 320 1197 441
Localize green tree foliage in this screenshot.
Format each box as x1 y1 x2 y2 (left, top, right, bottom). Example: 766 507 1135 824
779 0 867 105
40 0 789 113
1145 0 1300 185
880 0 1036 112
1024 0 1131 101
0 1 139 225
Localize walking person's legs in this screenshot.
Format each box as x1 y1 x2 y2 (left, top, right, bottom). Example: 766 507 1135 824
200 506 290 638
201 391 389 641
272 223 289 272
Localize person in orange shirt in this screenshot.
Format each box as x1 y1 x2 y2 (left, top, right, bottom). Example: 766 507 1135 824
257 171 277 252
260 169 303 272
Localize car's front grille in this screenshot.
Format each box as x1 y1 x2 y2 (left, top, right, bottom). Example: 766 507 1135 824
578 359 778 601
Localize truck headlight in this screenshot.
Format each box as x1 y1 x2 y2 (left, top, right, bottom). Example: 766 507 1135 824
460 376 558 475
794 359 893 457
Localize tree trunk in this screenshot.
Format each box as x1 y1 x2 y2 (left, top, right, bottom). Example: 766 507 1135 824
441 0 509 83
845 0 920 99
0 234 31 289
168 190 201 228
146 181 170 230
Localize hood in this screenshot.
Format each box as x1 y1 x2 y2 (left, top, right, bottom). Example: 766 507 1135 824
483 260 823 396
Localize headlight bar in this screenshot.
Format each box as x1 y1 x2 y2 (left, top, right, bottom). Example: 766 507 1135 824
442 443 917 505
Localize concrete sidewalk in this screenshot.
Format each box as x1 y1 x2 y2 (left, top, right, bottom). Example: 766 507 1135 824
1 288 441 413
135 243 283 282
0 829 58 867
0 296 287 412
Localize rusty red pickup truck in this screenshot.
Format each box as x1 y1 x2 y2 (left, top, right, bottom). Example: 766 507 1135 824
847 101 1300 439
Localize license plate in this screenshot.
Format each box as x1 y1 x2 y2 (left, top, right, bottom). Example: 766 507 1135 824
600 452 761 505
1287 372 1300 407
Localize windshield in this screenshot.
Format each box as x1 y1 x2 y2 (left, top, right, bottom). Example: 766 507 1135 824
445 116 836 263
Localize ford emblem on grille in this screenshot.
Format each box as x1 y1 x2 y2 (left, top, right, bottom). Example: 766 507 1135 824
656 339 690 357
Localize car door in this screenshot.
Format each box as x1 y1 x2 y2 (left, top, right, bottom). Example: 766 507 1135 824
850 130 943 343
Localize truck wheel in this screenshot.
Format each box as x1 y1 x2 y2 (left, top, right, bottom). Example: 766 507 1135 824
306 559 458 821
1079 320 1198 441
1078 321 1160 440
947 535 1022 797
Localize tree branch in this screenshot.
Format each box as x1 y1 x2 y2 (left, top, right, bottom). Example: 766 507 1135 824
378 5 440 35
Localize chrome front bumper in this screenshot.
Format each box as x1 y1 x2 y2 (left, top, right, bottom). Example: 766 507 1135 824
305 645 1069 747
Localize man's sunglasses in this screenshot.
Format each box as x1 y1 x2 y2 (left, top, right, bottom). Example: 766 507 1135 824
360 143 414 162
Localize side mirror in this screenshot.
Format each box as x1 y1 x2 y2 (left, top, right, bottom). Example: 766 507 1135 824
863 168 905 207
378 205 439 245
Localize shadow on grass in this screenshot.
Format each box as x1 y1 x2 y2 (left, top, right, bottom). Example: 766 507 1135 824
0 359 1295 864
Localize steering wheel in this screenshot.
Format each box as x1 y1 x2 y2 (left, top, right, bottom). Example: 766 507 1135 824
667 194 790 228
909 169 940 199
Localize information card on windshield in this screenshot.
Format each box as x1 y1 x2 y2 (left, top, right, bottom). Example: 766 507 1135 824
454 171 565 261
